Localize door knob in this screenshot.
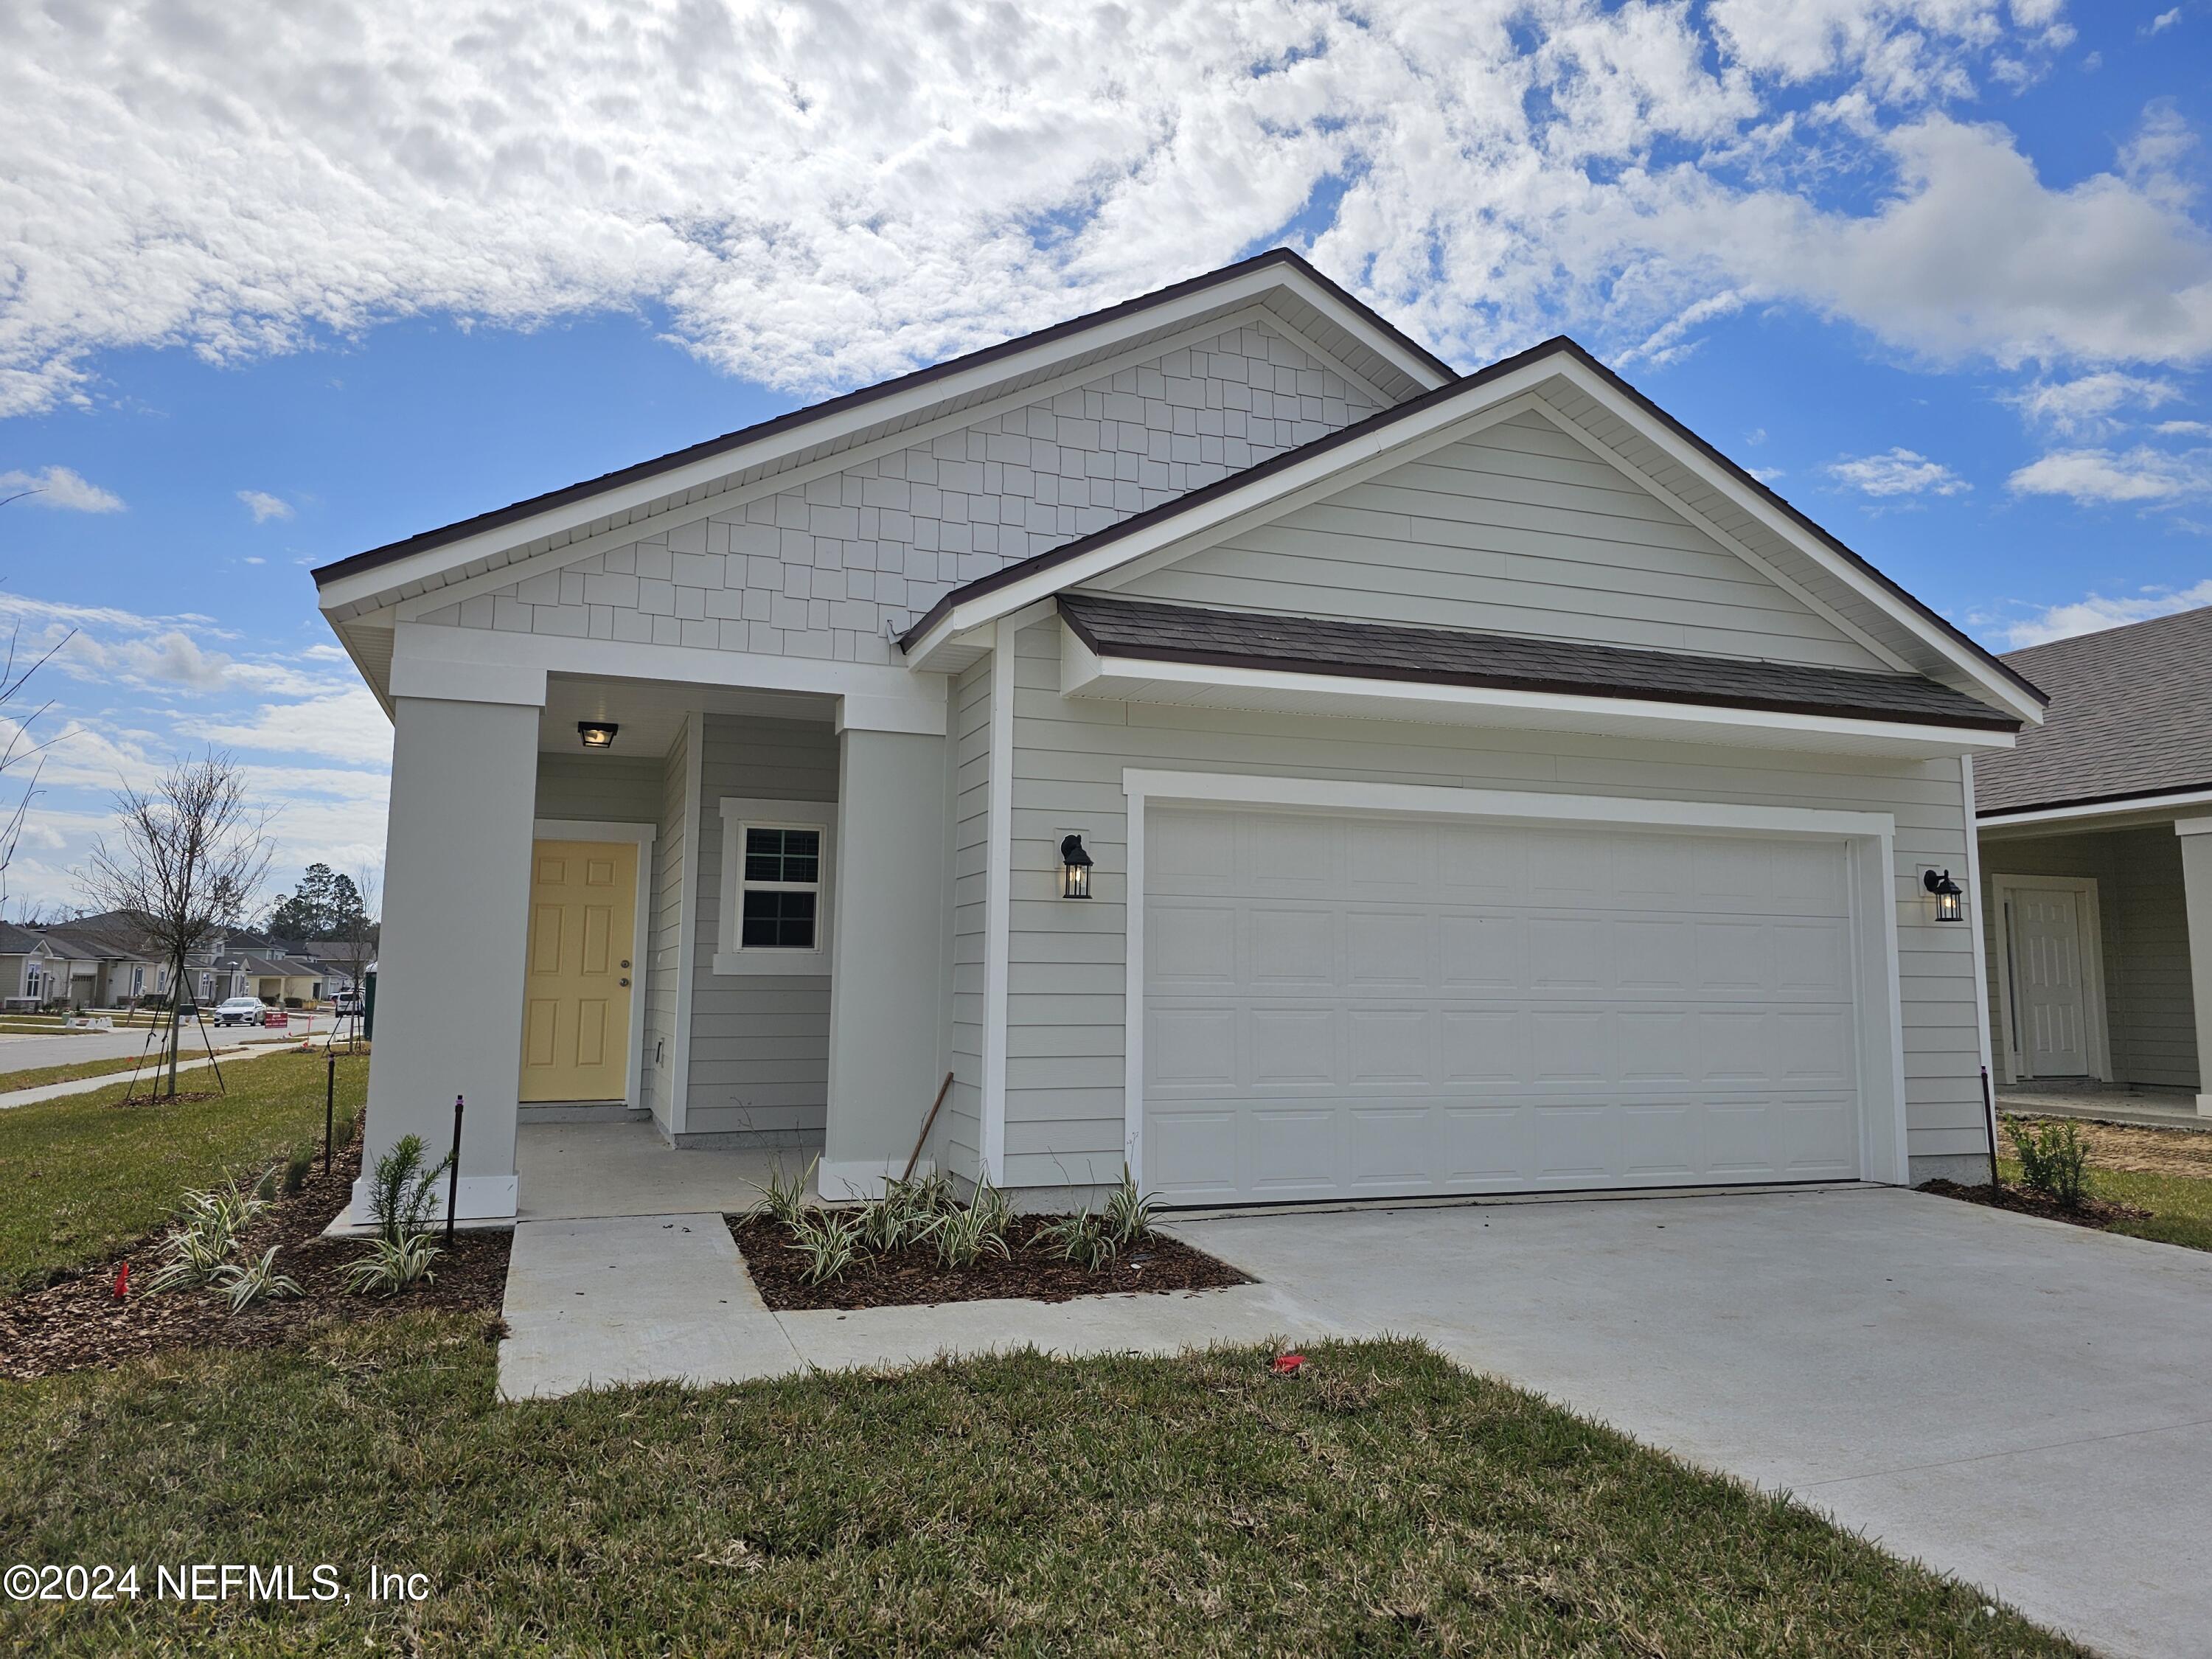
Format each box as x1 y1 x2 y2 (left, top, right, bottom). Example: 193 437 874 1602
619 977 630 987
620 959 631 969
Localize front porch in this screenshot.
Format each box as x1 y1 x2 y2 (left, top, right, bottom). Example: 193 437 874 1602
356 660 950 1226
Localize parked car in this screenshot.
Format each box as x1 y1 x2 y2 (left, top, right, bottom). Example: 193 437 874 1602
212 995 266 1027
332 991 363 1016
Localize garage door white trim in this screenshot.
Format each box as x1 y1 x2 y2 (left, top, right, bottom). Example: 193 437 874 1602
1121 768 1909 1196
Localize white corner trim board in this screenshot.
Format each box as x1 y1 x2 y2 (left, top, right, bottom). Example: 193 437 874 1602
1959 757 2000 1158
981 617 1018 1185
1117 768 1911 1193
534 819 656 1116
712 798 839 978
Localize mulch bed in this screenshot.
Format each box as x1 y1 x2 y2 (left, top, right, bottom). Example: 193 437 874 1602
728 1212 1251 1311
1919 1178 2152 1232
0 1138 511 1381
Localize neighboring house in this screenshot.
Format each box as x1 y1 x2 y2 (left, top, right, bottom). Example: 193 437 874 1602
314 249 2046 1223
1973 605 2211 1115
0 922 61 1009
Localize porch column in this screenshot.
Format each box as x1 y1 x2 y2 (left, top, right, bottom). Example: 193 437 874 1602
821 718 947 1197
2177 817 2212 1116
358 674 545 1221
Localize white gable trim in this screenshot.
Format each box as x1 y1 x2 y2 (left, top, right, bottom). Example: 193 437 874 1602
324 273 1446 618
905 352 2040 726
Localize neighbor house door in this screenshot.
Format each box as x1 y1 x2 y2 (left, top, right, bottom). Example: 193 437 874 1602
519 839 639 1103
2007 886 2093 1078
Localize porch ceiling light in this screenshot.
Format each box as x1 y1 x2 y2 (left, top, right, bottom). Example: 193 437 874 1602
1922 867 1964 922
577 721 619 750
1059 832 1094 900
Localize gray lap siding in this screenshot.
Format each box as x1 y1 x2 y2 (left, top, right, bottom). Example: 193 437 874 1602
1001 619 1990 1189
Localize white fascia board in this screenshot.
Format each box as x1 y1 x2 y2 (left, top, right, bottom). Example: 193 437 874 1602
1121 767 1898 842
902 367 1569 664
1540 358 2042 726
391 621 948 735
1978 786 2212 833
1065 636 2017 759
321 274 1440 617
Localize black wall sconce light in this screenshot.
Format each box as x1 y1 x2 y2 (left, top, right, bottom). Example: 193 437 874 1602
1922 867 1964 922
577 721 619 750
1059 833 1094 900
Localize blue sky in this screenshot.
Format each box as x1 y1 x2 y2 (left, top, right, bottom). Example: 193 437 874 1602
1 0 2209 913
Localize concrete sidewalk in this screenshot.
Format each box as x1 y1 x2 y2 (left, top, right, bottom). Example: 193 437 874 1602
0 1037 299 1110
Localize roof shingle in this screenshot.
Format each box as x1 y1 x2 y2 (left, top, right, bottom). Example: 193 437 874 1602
1975 604 2212 815
1057 594 2020 731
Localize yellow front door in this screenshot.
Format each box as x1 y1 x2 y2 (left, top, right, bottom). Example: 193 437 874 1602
519 839 638 1103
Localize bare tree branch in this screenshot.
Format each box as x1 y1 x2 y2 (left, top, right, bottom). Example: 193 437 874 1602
79 751 276 1096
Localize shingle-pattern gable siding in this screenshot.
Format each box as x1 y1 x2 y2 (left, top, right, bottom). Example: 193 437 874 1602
415 322 1388 667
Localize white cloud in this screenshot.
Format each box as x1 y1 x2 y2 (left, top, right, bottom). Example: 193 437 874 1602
2 1 2185 423
2004 371 2181 434
0 465 122 512
2146 8 2183 35
1994 578 2212 646
237 489 293 522
203 687 394 767
2006 445 2212 501
1828 446 1971 495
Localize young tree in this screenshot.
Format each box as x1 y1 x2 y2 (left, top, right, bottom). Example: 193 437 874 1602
327 865 378 1049
80 752 275 1096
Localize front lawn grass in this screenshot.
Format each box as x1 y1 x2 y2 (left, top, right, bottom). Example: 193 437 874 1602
0 1051 364 1293
0 1316 2079 1658
1998 1117 2212 1253
0 1051 186 1095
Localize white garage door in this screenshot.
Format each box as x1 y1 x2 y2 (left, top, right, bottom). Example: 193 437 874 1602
1143 805 1863 1203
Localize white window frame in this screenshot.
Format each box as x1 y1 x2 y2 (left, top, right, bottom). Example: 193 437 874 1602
714 797 838 978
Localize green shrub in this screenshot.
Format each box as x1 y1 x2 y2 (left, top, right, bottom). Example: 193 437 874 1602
214 1246 302 1312
253 1166 279 1203
331 1108 356 1150
2005 1115 2090 1208
363 1134 452 1245
281 1145 313 1197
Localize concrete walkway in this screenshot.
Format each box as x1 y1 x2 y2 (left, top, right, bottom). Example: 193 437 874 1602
495 1164 2212 1658
0 1037 300 1110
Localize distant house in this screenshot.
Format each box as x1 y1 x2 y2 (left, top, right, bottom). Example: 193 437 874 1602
1974 605 2211 1116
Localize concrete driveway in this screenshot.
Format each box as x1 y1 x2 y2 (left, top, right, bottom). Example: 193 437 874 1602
1176 1186 2212 1659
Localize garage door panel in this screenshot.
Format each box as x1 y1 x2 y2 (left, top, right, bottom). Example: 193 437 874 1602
1440 914 1523 989
1149 1006 1238 1088
1250 1006 1335 1086
1347 1008 1429 1085
1531 1009 1610 1082
1150 807 1237 889
1246 1106 1339 1193
1149 900 1237 990
1346 1105 1432 1190
1144 807 1863 1201
1441 1009 1528 1082
1346 908 1430 988
1618 1101 1698 1179
1245 906 1335 988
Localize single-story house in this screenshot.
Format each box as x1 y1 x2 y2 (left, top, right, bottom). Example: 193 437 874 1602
1973 604 2210 1115
314 248 2046 1222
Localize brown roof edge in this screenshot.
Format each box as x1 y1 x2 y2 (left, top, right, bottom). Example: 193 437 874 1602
1977 779 2212 819
902 337 2045 716
312 248 1453 588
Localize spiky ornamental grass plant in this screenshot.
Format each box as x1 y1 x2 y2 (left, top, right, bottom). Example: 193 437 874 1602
785 1209 863 1285
932 1201 1010 1270
748 1157 817 1228
343 1232 442 1298
1105 1167 1157 1247
214 1246 302 1312
1034 1208 1117 1273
